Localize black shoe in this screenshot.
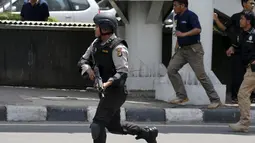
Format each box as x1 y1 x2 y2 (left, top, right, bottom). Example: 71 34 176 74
135 127 158 143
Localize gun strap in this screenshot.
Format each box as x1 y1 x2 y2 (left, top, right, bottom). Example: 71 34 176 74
91 37 128 67
91 39 99 67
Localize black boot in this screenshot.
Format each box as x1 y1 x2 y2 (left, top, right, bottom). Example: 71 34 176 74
135 127 158 143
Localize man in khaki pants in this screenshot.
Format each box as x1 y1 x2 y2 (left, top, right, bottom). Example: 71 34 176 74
214 0 255 104
229 11 255 133
167 0 221 109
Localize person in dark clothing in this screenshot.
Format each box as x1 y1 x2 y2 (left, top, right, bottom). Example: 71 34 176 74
77 12 158 143
213 0 255 103
21 0 49 21
167 0 221 109
228 11 255 132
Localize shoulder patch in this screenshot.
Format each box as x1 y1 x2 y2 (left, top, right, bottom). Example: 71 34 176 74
117 48 122 57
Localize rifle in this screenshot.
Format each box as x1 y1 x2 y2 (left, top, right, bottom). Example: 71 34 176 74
93 65 105 98
91 47 105 98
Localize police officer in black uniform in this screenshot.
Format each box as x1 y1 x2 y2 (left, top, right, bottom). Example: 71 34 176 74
228 11 255 132
77 12 158 143
214 0 255 103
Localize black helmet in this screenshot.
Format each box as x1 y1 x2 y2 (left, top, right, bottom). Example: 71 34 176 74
93 12 118 33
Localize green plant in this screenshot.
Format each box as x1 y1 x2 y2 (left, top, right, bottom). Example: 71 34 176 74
47 17 58 22
0 12 58 22
0 12 19 20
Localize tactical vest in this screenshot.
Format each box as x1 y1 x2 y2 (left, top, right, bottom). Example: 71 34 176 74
92 37 128 83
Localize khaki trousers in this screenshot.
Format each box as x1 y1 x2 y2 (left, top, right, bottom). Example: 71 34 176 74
238 65 255 126
167 43 220 102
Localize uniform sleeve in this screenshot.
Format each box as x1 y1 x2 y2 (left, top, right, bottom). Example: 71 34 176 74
189 13 201 29
231 36 239 48
41 3 50 20
77 40 97 75
250 35 255 62
108 44 128 86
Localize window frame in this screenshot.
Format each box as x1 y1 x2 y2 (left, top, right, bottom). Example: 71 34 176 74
46 0 72 11
67 0 90 11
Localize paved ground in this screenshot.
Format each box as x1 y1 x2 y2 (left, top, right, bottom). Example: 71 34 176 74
0 122 254 143
0 86 252 109
1 86 255 124
0 86 171 108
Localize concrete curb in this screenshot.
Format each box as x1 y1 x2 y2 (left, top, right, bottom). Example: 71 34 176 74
0 105 254 123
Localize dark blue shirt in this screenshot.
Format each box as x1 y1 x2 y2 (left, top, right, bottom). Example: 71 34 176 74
21 0 49 21
175 9 201 47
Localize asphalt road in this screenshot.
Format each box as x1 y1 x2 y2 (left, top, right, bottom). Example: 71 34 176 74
0 122 255 143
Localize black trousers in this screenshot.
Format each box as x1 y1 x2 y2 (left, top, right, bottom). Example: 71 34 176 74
91 87 144 143
230 54 255 100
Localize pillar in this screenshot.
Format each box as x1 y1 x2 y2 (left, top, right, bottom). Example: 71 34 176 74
125 1 163 90
189 0 214 69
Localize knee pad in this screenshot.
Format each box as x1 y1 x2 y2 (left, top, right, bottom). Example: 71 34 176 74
90 123 104 140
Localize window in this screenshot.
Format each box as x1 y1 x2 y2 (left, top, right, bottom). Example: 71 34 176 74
12 0 24 11
68 0 89 11
3 0 24 12
97 0 112 10
45 0 71 11
0 0 11 6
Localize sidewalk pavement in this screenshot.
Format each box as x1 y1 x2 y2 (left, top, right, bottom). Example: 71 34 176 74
0 86 254 124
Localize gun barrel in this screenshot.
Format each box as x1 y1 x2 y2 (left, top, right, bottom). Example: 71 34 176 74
94 66 105 98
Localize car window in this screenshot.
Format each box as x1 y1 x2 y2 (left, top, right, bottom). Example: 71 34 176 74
97 0 112 10
0 0 11 6
8 0 24 12
45 0 71 11
68 0 90 11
